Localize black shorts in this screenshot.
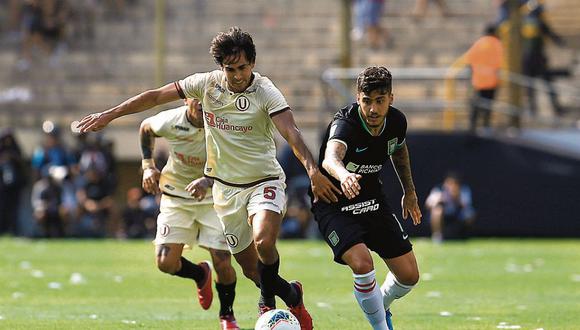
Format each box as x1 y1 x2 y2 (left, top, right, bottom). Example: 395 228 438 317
312 196 412 264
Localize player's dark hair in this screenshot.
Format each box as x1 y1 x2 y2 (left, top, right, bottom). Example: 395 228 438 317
357 66 392 95
209 27 256 67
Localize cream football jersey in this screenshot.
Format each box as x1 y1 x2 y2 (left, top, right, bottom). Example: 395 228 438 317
177 70 287 186
146 106 212 203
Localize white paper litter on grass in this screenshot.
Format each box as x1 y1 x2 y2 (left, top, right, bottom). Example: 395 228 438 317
69 273 86 285
422 273 433 281
439 311 452 317
497 322 521 329
31 270 44 278
426 291 441 298
48 282 62 289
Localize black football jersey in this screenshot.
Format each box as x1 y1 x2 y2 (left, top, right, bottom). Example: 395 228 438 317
317 103 407 204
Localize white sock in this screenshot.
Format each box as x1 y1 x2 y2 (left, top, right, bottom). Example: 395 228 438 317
381 271 415 310
353 270 388 330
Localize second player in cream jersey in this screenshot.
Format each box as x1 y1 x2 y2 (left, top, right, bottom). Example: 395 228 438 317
177 70 287 186
145 106 212 202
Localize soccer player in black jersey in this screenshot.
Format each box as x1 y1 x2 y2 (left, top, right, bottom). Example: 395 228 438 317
311 66 421 330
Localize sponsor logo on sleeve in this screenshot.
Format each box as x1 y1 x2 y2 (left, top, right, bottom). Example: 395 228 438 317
387 138 398 155
173 125 190 132
329 124 337 138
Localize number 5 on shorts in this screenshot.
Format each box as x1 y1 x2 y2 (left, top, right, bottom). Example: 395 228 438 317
263 186 276 200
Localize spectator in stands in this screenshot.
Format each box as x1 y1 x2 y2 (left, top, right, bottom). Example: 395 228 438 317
31 165 67 238
18 0 69 70
412 0 449 19
520 0 565 117
352 0 388 49
425 172 476 242
448 24 504 133
31 121 74 181
75 162 116 238
121 187 156 239
0 129 26 236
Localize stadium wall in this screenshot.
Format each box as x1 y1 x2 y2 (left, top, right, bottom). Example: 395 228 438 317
382 132 580 238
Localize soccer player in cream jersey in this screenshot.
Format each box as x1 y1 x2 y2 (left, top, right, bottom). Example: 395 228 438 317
77 27 340 330
140 98 253 330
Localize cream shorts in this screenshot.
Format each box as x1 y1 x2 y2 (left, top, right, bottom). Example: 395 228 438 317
153 194 227 251
212 179 287 254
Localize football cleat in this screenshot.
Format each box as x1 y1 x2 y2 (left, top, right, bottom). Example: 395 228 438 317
288 281 313 330
386 309 393 330
196 261 213 310
219 313 240 330
258 301 275 316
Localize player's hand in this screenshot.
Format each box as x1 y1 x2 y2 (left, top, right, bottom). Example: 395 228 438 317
142 167 161 195
185 177 212 201
339 173 362 200
76 111 115 133
310 170 341 203
401 190 422 225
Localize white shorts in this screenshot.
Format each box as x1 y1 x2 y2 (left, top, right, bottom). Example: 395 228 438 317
153 194 228 251
212 179 287 254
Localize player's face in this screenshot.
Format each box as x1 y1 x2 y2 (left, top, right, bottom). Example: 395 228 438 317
222 51 255 93
357 90 393 129
185 98 204 128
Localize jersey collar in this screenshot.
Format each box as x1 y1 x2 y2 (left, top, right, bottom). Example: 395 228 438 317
222 72 260 95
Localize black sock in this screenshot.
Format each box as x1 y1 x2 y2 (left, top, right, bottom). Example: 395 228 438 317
216 281 236 316
257 259 298 307
173 257 205 284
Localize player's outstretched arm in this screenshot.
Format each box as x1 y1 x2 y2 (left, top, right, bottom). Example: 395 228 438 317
76 83 181 133
322 140 361 200
272 109 341 203
391 143 422 225
139 119 161 195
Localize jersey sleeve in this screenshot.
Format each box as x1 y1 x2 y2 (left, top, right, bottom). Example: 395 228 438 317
146 109 176 138
328 118 355 150
176 73 208 100
396 114 407 149
262 80 290 116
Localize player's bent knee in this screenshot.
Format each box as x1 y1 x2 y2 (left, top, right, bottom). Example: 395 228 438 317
348 259 374 275
399 271 420 286
254 237 276 255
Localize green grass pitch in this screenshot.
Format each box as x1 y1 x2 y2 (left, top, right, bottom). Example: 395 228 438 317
1 238 579 329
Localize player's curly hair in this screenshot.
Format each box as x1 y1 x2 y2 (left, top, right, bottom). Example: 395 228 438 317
357 66 392 95
210 27 256 67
